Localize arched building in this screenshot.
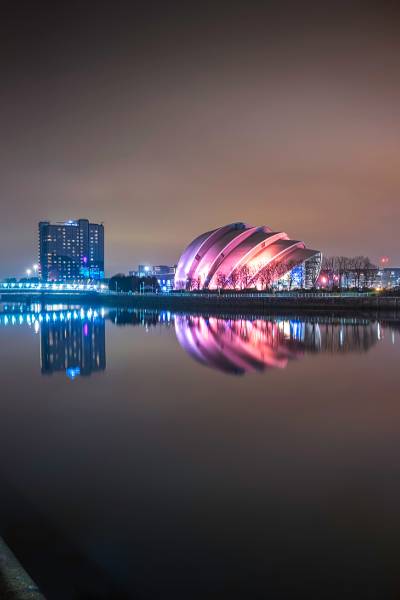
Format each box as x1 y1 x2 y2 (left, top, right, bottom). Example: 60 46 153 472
175 222 321 290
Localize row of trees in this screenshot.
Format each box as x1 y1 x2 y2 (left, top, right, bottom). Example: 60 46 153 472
320 256 378 289
109 274 160 293
184 259 303 291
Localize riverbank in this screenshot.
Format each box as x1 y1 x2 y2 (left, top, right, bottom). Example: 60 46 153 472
2 290 400 316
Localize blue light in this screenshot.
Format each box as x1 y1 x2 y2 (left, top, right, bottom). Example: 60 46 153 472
66 367 81 380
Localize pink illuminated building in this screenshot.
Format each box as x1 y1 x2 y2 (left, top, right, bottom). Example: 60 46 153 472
174 222 322 290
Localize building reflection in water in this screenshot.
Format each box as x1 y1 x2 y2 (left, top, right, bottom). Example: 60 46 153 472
175 316 301 375
0 305 396 377
0 305 106 379
175 315 382 375
40 317 106 379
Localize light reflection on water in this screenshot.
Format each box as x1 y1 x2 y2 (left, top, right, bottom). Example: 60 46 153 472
0 303 395 378
175 314 381 375
1 303 400 598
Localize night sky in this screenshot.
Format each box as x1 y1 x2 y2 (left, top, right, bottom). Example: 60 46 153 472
1 1 400 277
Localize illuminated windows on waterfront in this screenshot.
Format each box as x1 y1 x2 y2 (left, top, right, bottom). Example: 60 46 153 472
38 219 105 282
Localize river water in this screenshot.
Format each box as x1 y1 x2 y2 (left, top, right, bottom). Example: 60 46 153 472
0 303 399 599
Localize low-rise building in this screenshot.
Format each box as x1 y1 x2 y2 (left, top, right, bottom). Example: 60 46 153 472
376 268 400 289
128 264 176 291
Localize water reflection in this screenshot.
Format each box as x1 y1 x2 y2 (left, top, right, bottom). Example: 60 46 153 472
175 316 302 374
175 315 382 375
108 308 174 329
0 304 397 378
40 318 106 379
0 305 106 380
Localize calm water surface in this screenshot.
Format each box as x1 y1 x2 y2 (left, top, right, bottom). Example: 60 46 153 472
1 303 400 599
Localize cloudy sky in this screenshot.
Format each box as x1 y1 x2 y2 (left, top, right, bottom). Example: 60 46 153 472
1 1 400 277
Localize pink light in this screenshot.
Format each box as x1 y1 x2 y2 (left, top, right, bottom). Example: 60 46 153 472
175 315 301 374
175 223 321 290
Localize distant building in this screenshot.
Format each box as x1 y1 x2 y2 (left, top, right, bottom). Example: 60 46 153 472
129 264 176 291
317 266 400 290
38 219 104 281
377 268 400 289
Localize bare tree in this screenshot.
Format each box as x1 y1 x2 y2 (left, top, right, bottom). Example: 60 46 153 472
282 260 298 290
335 256 348 289
352 256 364 289
318 255 377 290
321 256 335 287
238 264 252 289
227 269 240 290
216 272 227 289
362 257 378 288
256 262 274 290
273 261 290 288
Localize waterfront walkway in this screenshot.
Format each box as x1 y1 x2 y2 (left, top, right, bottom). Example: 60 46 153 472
1 286 400 315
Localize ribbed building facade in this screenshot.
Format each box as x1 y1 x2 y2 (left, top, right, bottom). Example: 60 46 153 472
175 222 321 290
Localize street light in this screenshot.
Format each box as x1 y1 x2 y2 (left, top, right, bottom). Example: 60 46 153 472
26 268 32 277
33 264 39 273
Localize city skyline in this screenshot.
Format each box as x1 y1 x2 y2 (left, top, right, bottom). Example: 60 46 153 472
3 4 400 598
1 2 400 278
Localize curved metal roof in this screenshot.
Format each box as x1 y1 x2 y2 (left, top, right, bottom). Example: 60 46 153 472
175 222 321 290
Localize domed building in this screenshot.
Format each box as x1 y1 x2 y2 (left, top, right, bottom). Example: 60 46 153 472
174 222 321 290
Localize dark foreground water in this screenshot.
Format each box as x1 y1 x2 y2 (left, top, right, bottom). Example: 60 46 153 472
1 303 400 599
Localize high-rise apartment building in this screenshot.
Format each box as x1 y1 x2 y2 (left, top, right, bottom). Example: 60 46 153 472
38 219 104 281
